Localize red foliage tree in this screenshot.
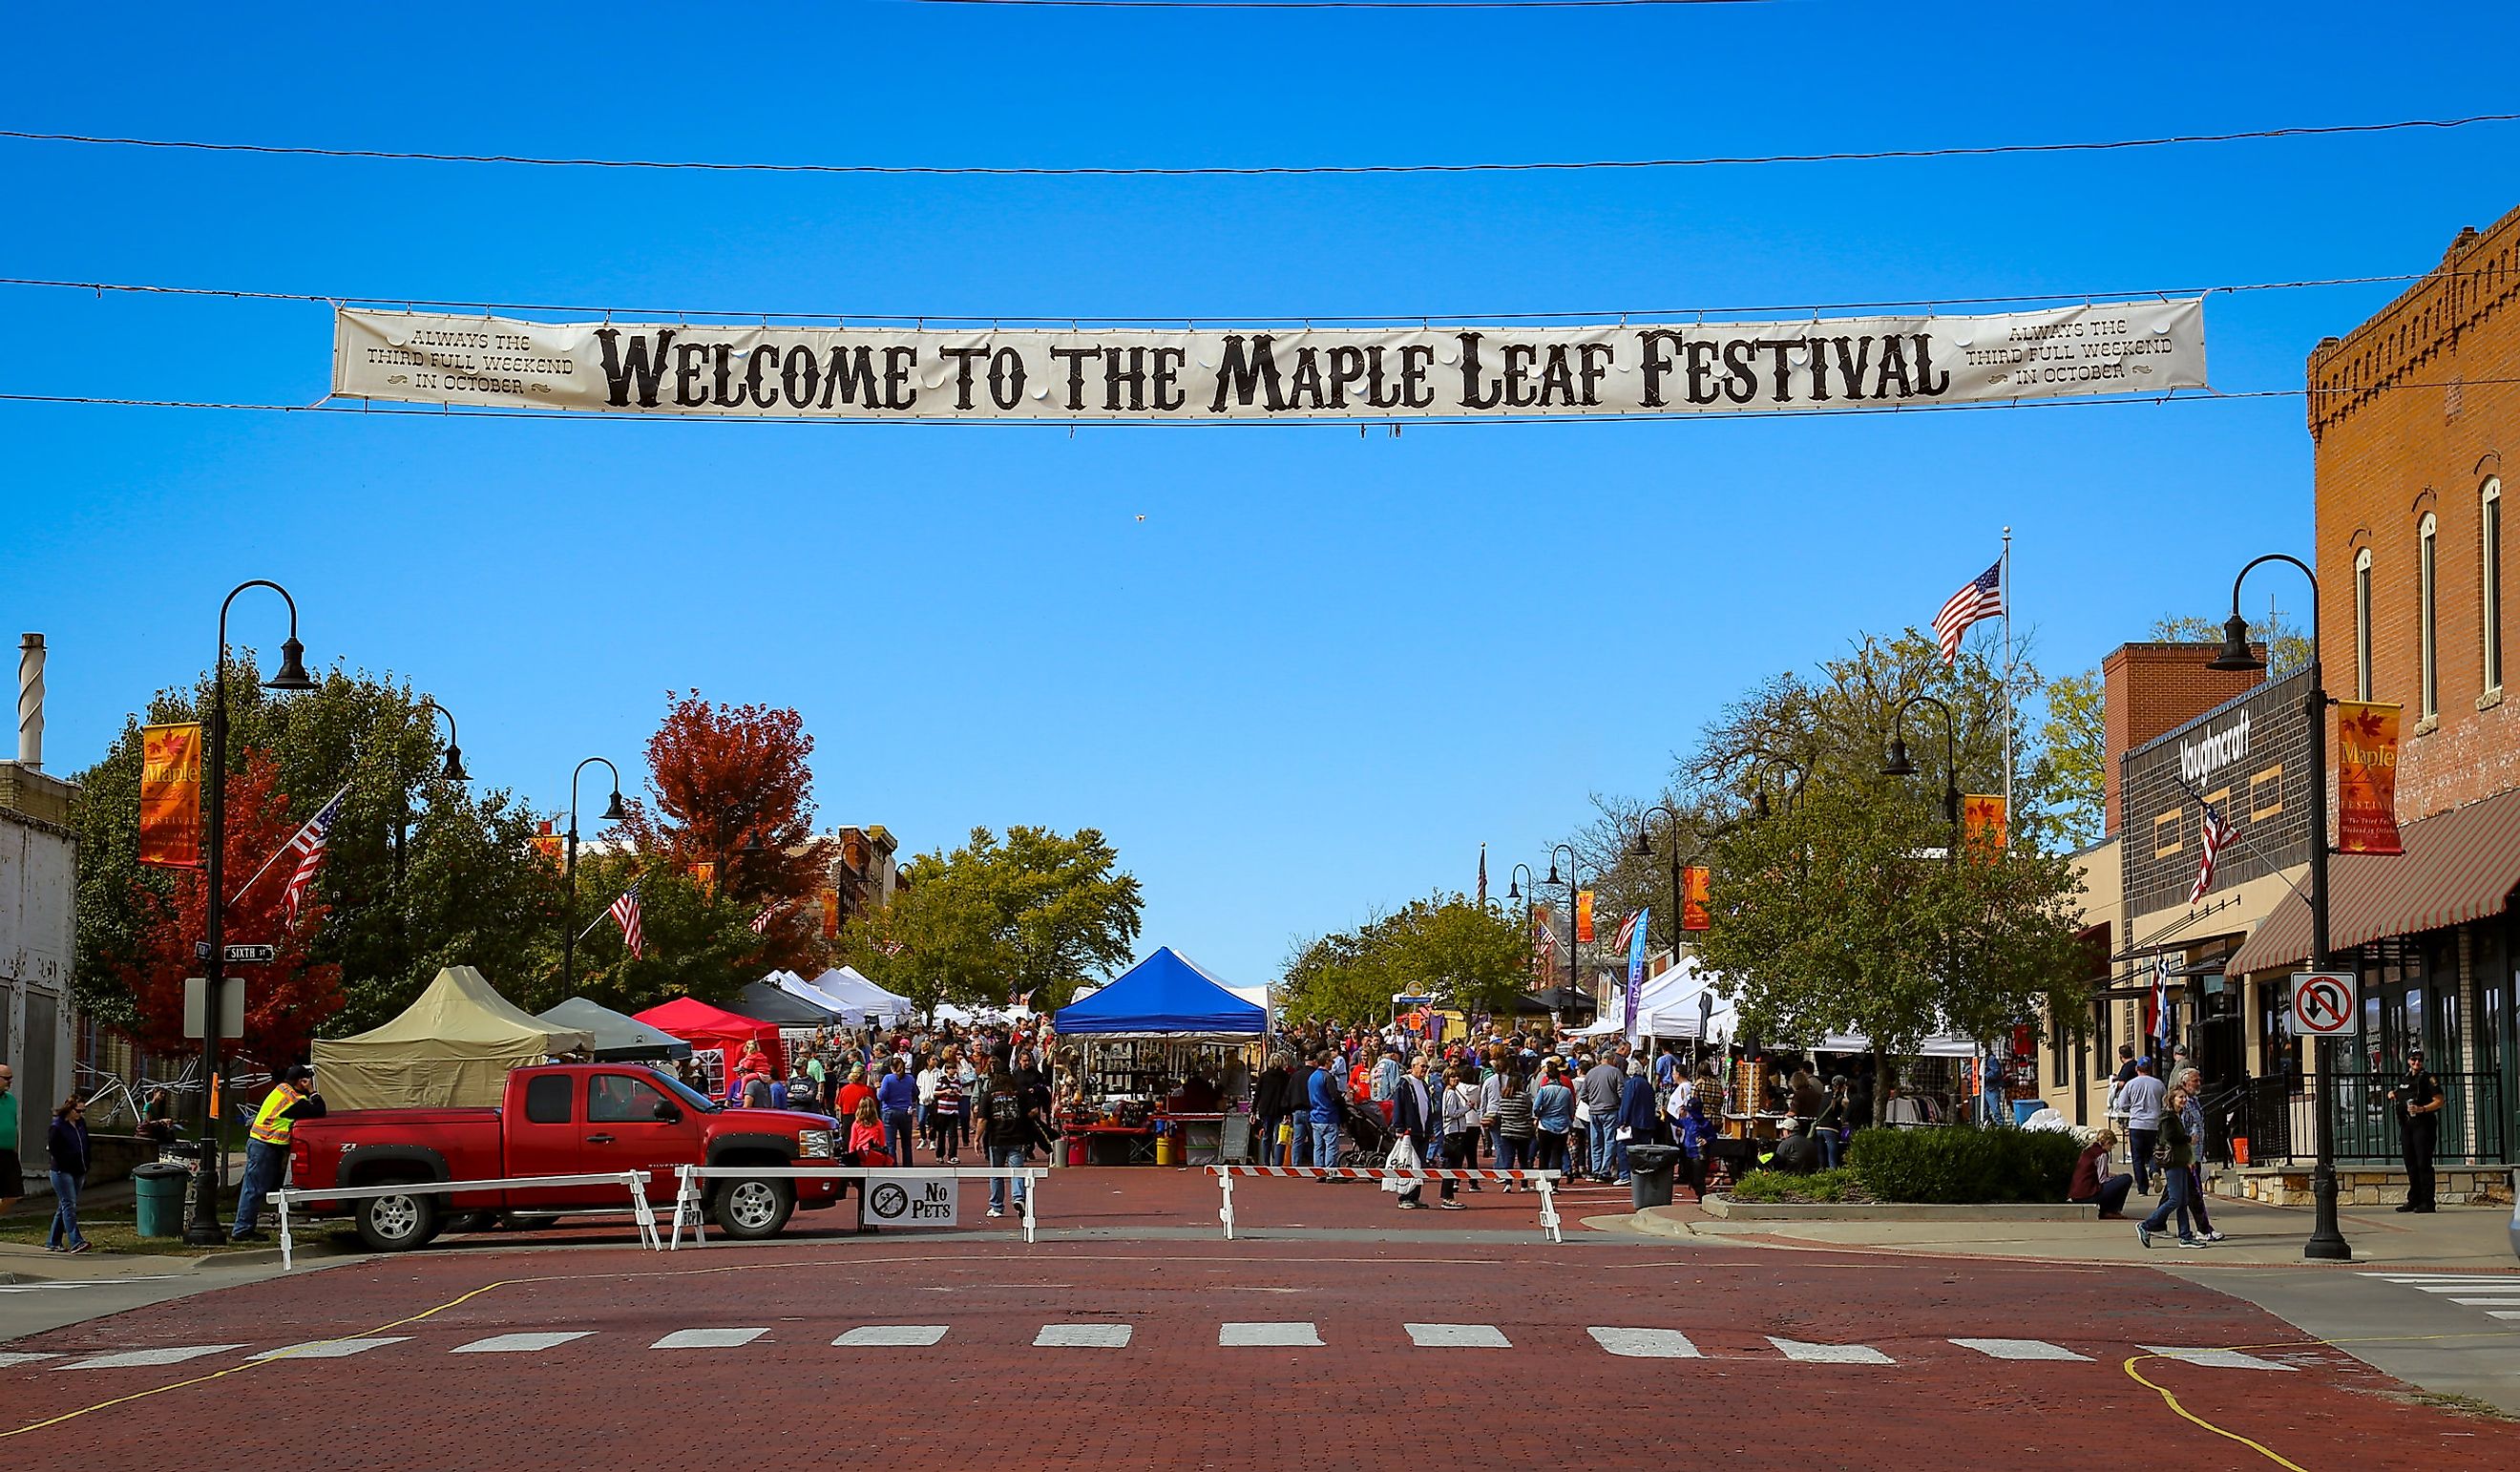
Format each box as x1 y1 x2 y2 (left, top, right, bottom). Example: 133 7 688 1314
621 689 824 913
120 749 346 1066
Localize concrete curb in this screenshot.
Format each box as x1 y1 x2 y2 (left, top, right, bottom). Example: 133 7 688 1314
1701 1196 2100 1223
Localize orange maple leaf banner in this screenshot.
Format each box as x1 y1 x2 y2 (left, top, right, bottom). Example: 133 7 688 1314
2336 700 2405 856
1962 793 2008 860
138 722 202 869
819 888 840 939
1681 865 1712 931
1575 890 1595 943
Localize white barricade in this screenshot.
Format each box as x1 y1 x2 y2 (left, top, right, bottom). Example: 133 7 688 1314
668 1165 1049 1248
1207 1166 1562 1243
271 1170 659 1270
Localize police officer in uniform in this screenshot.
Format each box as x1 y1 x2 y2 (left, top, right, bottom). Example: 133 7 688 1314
2387 1047 2442 1213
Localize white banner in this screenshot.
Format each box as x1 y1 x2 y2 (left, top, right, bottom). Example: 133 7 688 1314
331 300 2204 422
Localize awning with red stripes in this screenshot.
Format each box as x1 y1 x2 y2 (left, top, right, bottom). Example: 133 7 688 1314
2226 784 2520 975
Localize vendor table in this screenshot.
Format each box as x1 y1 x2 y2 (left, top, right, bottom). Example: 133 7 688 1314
1723 1113 1791 1142
1158 1112 1227 1167
1066 1123 1158 1166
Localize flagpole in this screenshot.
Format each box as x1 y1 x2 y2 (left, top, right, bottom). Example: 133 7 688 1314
2001 527 2015 846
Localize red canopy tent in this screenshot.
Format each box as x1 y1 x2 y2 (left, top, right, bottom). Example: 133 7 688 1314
634 997 784 1088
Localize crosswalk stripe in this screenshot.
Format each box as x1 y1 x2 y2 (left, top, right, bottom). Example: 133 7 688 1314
2410 1283 2520 1293
2141 1345 2295 1372
2448 1298 2520 1307
832 1326 947 1347
1406 1323 1511 1348
652 1329 768 1349
1950 1337 2091 1362
452 1332 591 1355
0 1352 61 1368
249 1337 410 1360
1219 1322 1322 1347
2491 1312 2520 1321
1587 1328 1701 1358
1769 1336 1894 1365
56 1344 244 1370
1035 1324 1133 1348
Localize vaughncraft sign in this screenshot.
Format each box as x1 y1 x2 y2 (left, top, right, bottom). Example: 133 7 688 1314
330 300 2206 422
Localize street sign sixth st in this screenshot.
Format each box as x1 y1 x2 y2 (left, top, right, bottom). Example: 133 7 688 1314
194 942 278 963
2290 970 2359 1037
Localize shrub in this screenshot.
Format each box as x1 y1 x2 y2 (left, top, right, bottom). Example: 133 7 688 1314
1846 1125 2083 1204
1728 1167 1869 1205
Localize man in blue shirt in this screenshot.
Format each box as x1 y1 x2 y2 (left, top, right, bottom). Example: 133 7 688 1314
1307 1050 1344 1175
876 1058 920 1166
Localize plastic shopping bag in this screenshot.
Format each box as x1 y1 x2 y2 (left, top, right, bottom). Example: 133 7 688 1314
1378 1135 1421 1192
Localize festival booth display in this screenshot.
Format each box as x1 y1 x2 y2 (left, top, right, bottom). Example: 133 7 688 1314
728 979 843 1043
634 997 782 1095
535 997 693 1063
311 966 595 1110
1053 947 1266 1167
806 966 916 1025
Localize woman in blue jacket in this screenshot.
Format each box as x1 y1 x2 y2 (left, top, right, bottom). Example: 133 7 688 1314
1612 1063 1665 1184
47 1095 90 1254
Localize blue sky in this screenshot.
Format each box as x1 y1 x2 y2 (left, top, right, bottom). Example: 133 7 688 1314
5 1 2515 988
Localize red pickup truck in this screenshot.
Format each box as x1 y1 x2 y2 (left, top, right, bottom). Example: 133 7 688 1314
289 1062 844 1250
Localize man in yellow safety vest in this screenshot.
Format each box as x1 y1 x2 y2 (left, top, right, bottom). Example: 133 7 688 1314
231 1064 325 1242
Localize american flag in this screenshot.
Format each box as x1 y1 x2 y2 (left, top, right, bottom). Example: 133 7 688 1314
2188 800 2236 905
1531 904 1559 962
1932 560 2005 665
609 880 645 959
280 785 349 928
2148 953 2174 1057
1476 844 1487 909
1612 910 1642 953
747 900 781 935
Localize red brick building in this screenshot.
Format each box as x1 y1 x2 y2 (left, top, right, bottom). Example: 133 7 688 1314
2223 203 2520 1195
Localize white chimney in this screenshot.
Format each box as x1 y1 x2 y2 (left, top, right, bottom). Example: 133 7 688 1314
17 633 43 770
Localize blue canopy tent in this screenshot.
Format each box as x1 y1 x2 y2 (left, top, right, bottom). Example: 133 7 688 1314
1055 947 1264 1041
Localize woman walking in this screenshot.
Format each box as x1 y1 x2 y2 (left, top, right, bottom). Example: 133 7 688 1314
1531 1061 1576 1178
46 1096 90 1254
1442 1063 1483 1194
2136 1070 2209 1250
1491 1063 1537 1190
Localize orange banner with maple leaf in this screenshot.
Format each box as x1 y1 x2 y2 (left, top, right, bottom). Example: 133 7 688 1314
138 723 202 868
1681 865 1712 931
2336 700 2404 855
1962 794 2007 860
1575 890 1595 943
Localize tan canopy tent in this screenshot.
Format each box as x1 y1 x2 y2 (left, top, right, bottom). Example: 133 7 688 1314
310 966 595 1110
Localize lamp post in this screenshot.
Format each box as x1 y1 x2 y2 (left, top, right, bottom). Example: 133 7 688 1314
392 700 469 898
2209 555 2350 1262
1746 751 1810 821
1881 693 1964 860
1630 803 1690 962
562 758 628 994
185 580 318 1246
1545 843 1586 1000
1506 863 1538 989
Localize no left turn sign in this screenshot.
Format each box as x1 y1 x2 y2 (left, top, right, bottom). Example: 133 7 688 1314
2291 971 2358 1037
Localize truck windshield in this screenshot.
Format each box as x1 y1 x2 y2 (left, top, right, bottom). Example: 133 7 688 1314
647 1068 720 1113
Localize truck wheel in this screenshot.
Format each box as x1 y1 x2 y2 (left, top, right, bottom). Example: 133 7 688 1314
354 1186 440 1251
709 1176 794 1239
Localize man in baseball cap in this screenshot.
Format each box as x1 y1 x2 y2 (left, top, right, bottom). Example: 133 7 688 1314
2388 1048 2441 1213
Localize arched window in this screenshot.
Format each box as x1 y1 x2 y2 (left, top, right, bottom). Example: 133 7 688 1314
2355 547 2374 701
2486 477 2505 694
2421 512 2440 721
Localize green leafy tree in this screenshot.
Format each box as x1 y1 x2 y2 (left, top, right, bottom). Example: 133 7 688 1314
74 660 566 1037
839 826 1142 1016
547 850 762 1019
1694 775 2089 1125
1279 894 1529 1026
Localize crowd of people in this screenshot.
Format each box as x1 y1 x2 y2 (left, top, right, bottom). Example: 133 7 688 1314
1251 1023 1725 1209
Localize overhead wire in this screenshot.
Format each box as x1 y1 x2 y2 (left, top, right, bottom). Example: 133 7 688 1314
0 266 2483 328
896 0 1768 9
0 112 2509 179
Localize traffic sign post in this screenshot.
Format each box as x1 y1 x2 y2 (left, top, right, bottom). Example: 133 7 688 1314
2291 971 2358 1037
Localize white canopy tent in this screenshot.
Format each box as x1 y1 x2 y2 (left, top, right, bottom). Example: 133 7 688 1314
1582 960 1980 1059
806 966 915 1023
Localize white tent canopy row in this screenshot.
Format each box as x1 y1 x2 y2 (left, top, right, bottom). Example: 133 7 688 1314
767 967 915 1023
1579 959 1980 1058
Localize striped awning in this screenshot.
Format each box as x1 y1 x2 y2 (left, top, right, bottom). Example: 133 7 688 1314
2226 784 2520 975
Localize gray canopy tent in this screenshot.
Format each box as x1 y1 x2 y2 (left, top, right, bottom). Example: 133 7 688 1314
535 997 693 1062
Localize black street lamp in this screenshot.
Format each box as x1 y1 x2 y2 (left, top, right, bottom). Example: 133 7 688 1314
2209 555 2350 1262
185 580 318 1246
561 758 628 994
393 699 468 893
1506 863 1538 990
1882 692 1964 859
1630 803 1690 961
1746 751 1810 821
1545 843 1586 999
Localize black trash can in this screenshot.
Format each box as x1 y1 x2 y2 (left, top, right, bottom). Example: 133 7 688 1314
1626 1145 1683 1210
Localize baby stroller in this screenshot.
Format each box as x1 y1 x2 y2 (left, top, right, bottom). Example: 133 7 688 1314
1338 1101 1396 1167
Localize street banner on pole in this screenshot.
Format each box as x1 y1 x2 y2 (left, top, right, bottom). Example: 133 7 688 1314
1681 867 1712 932
138 722 202 868
1575 890 1596 943
332 301 2208 423
1624 908 1650 1043
2335 701 2405 855
1962 794 2007 859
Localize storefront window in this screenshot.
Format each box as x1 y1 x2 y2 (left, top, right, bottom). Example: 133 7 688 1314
2258 978 2301 1086
2421 512 2440 721
2486 477 2505 692
2356 547 2375 701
